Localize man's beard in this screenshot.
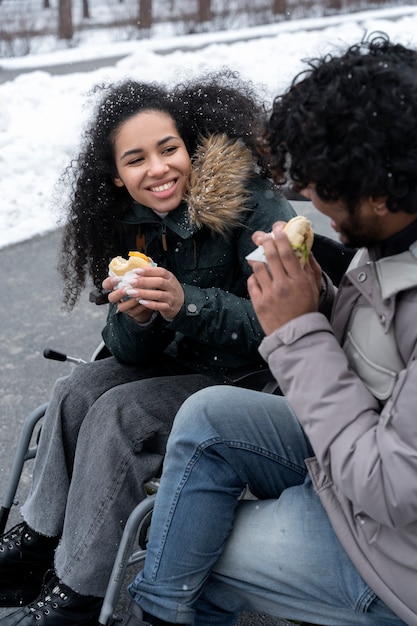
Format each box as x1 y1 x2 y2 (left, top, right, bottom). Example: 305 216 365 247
339 215 379 249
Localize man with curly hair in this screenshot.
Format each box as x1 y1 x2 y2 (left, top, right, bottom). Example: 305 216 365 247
112 33 417 626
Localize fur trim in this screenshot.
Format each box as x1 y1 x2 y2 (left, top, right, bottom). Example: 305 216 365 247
186 133 255 234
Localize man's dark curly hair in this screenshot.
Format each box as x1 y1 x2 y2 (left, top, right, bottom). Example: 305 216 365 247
56 69 268 309
261 32 417 215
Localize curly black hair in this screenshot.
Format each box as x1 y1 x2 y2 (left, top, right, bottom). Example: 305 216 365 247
55 69 268 309
262 32 417 215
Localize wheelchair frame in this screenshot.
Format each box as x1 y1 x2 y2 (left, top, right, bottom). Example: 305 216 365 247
0 341 109 535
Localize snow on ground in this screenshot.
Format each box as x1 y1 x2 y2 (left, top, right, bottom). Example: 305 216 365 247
1 5 416 249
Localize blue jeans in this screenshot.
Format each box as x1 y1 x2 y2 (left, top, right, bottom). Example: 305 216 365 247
128 386 406 626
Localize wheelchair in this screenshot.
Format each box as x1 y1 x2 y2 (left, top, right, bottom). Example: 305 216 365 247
0 338 285 626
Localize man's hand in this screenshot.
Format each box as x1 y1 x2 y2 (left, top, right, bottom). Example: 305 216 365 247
247 222 321 336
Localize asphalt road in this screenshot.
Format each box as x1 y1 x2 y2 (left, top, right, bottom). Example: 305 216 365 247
0 54 128 84
0 227 107 513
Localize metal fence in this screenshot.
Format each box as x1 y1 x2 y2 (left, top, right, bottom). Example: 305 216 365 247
1 0 416 57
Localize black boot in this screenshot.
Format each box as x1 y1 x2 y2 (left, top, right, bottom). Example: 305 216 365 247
0 570 102 625
0 522 59 606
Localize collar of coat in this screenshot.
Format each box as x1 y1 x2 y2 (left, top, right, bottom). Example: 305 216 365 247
120 133 256 238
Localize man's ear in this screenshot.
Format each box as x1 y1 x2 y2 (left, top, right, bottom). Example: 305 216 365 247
371 196 388 215
113 176 124 188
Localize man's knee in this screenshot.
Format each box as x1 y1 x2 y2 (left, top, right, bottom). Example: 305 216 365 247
172 385 234 432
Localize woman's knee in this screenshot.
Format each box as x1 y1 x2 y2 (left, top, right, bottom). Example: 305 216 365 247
52 360 99 393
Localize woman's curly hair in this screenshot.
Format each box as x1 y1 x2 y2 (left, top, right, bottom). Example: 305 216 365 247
55 69 268 310
260 32 417 214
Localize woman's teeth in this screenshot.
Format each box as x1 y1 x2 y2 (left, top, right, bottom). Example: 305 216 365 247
150 181 175 192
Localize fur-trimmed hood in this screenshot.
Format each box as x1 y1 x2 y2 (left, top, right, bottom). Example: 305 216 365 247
186 133 256 234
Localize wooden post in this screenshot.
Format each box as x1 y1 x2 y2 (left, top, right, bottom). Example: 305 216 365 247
139 0 152 31
82 0 90 19
198 0 211 23
273 0 287 15
58 0 73 40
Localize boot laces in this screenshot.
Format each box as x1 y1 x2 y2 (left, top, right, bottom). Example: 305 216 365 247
0 522 30 551
29 582 68 619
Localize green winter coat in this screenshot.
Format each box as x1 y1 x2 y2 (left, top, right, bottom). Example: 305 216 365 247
102 134 295 379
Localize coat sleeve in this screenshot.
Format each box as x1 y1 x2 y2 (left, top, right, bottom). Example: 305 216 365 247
259 311 417 528
101 302 176 365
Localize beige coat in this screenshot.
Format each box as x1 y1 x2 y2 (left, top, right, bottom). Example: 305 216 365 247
260 241 417 625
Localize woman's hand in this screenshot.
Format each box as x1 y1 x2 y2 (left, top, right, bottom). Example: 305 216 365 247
247 222 321 336
103 267 185 323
